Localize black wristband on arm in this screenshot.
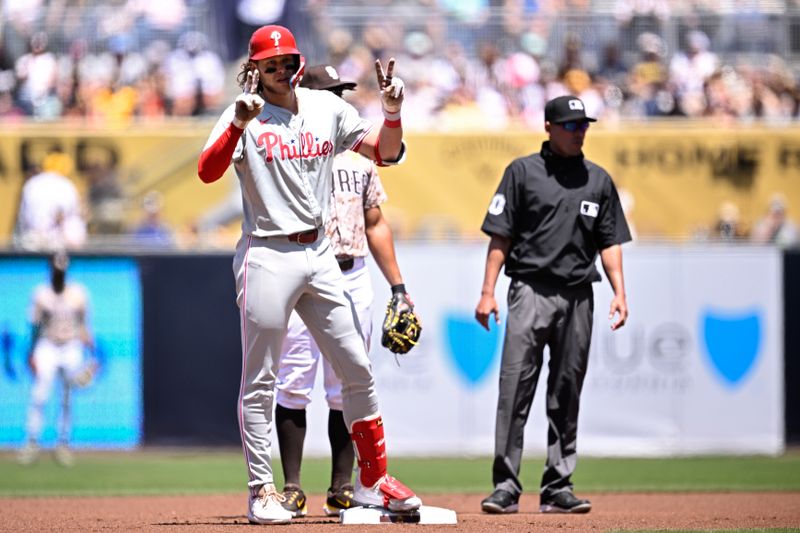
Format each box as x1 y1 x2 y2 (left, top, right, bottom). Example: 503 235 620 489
391 283 406 295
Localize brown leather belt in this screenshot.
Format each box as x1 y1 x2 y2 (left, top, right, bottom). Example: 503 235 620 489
287 228 319 244
337 257 355 271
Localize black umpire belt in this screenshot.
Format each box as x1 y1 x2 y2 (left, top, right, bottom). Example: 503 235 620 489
337 257 355 271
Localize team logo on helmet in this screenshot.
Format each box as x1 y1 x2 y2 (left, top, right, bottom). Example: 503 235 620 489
270 30 281 47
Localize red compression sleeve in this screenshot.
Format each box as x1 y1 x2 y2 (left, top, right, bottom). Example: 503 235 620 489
198 123 244 183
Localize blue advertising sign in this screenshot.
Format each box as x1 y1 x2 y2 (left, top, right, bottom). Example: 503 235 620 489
0 256 142 449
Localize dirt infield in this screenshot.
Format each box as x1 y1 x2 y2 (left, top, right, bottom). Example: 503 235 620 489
3 492 799 532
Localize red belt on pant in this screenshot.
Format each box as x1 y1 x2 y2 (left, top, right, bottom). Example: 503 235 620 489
286 228 320 244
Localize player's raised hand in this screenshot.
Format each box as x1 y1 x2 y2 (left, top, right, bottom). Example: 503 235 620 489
375 58 404 113
234 70 265 127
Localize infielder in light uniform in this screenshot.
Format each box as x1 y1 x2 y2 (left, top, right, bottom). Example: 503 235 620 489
18 251 95 467
197 25 420 524
274 65 412 518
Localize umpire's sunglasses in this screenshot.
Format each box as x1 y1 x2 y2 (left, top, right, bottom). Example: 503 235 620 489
560 121 590 132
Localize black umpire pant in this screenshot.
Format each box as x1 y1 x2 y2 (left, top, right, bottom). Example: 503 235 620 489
491 278 594 500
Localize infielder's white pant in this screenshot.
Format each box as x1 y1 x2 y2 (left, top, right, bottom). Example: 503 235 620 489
276 257 373 411
26 338 84 443
233 234 379 491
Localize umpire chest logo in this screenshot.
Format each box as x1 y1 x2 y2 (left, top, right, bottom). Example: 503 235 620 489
580 200 599 218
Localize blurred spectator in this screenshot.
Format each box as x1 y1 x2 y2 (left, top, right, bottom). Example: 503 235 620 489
670 30 719 117
127 0 188 46
86 36 143 124
630 32 666 87
1 1 800 128
562 68 604 120
751 193 799 247
596 42 629 88
0 70 24 120
506 49 543 126
557 33 585 79
614 0 670 47
14 32 60 118
395 30 458 130
83 149 125 236
2 0 44 62
13 150 87 251
712 201 747 241
131 191 174 247
627 32 677 117
162 31 225 116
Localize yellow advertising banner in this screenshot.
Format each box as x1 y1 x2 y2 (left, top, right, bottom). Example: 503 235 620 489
380 126 800 240
1 124 798 243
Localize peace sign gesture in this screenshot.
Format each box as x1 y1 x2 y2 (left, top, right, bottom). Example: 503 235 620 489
234 69 265 126
375 58 404 113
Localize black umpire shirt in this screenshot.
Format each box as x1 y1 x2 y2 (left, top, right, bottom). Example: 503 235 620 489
481 141 632 287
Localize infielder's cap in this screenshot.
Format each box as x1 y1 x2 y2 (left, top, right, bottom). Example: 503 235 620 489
544 95 596 124
249 25 300 61
300 65 357 91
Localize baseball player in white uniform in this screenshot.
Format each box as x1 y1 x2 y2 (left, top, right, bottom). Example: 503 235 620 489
197 25 420 524
273 65 411 518
18 251 95 467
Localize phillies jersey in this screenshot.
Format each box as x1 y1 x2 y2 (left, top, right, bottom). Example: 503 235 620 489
203 87 373 237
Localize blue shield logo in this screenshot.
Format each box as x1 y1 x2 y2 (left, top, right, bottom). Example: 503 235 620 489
701 308 761 387
444 312 501 386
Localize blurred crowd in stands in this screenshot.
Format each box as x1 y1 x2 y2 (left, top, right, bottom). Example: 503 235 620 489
3 0 800 126
4 0 800 249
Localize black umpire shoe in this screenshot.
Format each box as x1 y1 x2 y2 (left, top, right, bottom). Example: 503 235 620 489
540 491 592 514
481 489 519 514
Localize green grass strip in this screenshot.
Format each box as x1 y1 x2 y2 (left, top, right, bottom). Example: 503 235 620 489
0 451 799 497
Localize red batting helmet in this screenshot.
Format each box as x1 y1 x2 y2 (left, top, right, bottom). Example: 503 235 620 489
249 25 300 61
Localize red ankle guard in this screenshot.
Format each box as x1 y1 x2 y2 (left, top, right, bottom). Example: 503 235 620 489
350 416 388 487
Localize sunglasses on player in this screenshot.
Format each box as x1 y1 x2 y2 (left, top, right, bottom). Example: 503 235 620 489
262 61 299 74
560 121 590 132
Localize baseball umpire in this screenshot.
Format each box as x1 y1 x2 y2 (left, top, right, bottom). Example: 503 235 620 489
198 25 420 524
475 95 631 515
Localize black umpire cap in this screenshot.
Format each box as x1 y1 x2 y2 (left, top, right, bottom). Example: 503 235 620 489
544 95 597 124
300 65 357 91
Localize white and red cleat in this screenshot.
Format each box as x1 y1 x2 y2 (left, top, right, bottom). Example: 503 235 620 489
350 415 423 512
353 472 422 512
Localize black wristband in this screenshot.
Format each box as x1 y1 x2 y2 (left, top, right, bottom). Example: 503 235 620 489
391 283 406 295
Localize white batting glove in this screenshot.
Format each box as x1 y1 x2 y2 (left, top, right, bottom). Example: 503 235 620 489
233 70 265 129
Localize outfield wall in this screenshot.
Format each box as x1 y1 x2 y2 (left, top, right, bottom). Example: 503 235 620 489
297 243 785 457
0 244 793 455
1 124 799 241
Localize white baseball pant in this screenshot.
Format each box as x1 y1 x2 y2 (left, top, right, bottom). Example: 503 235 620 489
233 234 379 491
26 338 84 442
276 257 374 411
